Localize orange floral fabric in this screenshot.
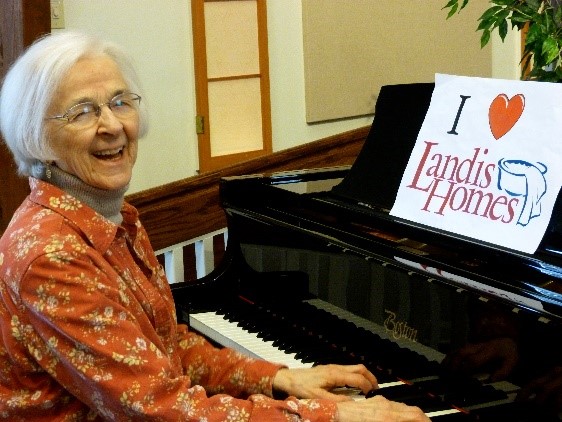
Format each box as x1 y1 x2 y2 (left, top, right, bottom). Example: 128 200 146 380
0 178 337 421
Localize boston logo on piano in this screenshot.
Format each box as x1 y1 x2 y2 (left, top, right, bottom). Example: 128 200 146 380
171 79 562 421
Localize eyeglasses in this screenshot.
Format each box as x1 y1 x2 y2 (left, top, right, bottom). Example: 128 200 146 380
46 92 141 127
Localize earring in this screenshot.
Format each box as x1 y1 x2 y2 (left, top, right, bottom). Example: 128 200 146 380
45 162 52 179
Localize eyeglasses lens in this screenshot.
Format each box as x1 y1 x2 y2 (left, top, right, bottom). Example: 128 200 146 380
65 93 140 126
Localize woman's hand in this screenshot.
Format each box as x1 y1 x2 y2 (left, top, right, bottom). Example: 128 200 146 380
272 364 429 421
336 395 430 422
272 364 377 401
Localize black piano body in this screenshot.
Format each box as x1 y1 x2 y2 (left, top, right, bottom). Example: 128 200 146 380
171 83 562 420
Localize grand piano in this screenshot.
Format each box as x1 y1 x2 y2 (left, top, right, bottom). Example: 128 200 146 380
170 83 562 420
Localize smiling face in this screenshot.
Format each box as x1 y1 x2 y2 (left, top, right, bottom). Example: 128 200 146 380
45 55 140 191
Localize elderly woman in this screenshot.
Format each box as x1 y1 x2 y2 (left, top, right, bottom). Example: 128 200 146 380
0 31 429 421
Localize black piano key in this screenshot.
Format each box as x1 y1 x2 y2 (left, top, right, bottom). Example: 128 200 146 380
366 383 424 401
405 376 510 415
366 384 450 414
445 384 507 408
467 400 561 421
365 374 525 418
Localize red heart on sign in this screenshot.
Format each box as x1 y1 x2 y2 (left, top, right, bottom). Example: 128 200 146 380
488 93 525 140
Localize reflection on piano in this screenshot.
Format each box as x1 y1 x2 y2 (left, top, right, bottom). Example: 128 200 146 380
171 83 562 420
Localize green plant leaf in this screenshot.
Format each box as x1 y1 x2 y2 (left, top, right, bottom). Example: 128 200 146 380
443 0 562 81
499 19 509 39
443 0 460 18
510 13 531 23
525 22 542 43
524 0 541 10
542 36 559 63
496 8 512 20
447 3 459 18
477 15 497 30
481 29 492 47
478 5 504 22
555 5 562 26
447 5 457 19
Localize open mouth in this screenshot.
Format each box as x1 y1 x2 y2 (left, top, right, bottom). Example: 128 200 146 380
93 147 124 161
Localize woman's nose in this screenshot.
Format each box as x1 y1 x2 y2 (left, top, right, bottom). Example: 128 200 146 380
97 105 123 133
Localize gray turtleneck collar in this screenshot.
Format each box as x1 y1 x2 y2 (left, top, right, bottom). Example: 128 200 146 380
42 163 128 225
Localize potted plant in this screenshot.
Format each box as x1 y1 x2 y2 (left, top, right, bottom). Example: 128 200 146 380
443 0 562 81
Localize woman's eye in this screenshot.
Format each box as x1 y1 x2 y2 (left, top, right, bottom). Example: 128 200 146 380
113 99 130 108
69 105 95 121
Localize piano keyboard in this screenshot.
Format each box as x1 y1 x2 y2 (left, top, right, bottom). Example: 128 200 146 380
187 298 545 420
189 298 443 371
189 310 315 369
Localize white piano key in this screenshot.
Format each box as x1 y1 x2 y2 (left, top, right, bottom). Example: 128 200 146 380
189 311 314 368
425 408 462 417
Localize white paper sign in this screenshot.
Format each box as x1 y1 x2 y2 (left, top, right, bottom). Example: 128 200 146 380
390 74 562 254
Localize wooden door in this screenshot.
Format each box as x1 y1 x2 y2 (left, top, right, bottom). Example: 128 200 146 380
191 0 272 173
0 0 50 234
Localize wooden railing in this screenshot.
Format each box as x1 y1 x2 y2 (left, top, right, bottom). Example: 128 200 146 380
126 125 369 282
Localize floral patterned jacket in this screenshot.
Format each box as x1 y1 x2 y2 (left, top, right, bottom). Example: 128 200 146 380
0 178 337 421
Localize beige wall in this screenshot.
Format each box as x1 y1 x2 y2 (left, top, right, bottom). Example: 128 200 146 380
56 0 520 194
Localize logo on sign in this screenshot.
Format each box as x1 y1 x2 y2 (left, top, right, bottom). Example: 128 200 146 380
405 93 547 227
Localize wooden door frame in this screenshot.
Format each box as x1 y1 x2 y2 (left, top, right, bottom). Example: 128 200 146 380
191 0 272 173
0 0 50 234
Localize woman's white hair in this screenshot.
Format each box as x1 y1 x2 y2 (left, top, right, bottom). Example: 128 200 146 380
0 31 149 177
